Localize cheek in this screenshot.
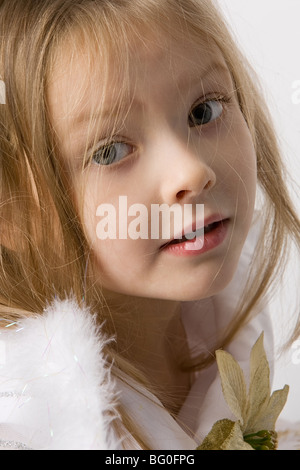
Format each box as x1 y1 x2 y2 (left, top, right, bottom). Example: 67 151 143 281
233 140 257 195
236 136 257 210
219 115 257 205
88 237 155 293
77 181 150 287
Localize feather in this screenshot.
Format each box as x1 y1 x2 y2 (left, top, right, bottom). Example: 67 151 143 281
0 296 120 450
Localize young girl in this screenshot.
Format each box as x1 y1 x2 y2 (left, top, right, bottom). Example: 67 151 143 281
0 0 299 450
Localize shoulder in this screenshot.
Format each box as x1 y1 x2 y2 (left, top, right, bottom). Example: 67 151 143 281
0 297 119 450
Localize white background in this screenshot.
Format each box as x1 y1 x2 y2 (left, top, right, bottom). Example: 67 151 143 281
217 0 300 423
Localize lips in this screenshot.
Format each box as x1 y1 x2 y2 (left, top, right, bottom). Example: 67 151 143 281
160 215 228 249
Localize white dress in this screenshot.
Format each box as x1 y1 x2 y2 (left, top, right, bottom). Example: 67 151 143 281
0 216 288 450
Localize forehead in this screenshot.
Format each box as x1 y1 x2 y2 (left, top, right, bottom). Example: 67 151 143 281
49 29 227 89
47 28 230 146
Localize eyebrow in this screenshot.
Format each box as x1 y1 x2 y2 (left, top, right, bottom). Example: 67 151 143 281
176 61 231 89
71 60 231 129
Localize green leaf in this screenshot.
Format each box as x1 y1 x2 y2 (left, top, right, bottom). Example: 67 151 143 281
249 385 289 434
215 350 247 424
245 333 270 431
244 430 278 450
201 333 290 450
197 419 253 450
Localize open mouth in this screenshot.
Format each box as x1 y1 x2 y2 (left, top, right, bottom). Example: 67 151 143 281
160 219 227 249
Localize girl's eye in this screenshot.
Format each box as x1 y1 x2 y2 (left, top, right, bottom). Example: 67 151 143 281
92 141 133 166
188 99 224 127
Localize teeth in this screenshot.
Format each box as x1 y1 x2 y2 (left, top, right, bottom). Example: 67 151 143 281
171 227 204 245
164 220 221 248
184 227 204 240
185 222 219 239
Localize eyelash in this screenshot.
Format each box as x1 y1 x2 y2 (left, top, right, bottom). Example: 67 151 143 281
88 93 233 167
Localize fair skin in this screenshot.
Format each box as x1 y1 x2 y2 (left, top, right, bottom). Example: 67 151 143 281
47 31 257 412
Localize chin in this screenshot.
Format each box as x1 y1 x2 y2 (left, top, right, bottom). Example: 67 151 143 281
170 267 239 301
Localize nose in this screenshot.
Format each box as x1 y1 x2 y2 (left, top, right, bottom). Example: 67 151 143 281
158 137 217 205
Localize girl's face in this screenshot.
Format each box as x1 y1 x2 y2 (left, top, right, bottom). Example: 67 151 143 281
48 32 257 301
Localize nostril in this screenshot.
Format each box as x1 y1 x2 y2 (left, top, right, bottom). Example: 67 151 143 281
204 180 213 190
176 190 187 200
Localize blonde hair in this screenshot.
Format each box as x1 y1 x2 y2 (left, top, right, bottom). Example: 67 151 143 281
0 0 299 447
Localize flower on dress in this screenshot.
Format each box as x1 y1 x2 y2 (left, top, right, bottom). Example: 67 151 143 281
198 333 289 450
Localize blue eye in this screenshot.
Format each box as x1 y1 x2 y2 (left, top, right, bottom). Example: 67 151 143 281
92 142 133 166
188 99 223 127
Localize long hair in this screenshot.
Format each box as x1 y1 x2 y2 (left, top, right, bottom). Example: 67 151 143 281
0 0 299 446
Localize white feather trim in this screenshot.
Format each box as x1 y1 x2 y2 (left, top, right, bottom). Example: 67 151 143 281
0 297 119 450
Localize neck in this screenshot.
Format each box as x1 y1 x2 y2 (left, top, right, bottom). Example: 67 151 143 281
102 292 192 414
